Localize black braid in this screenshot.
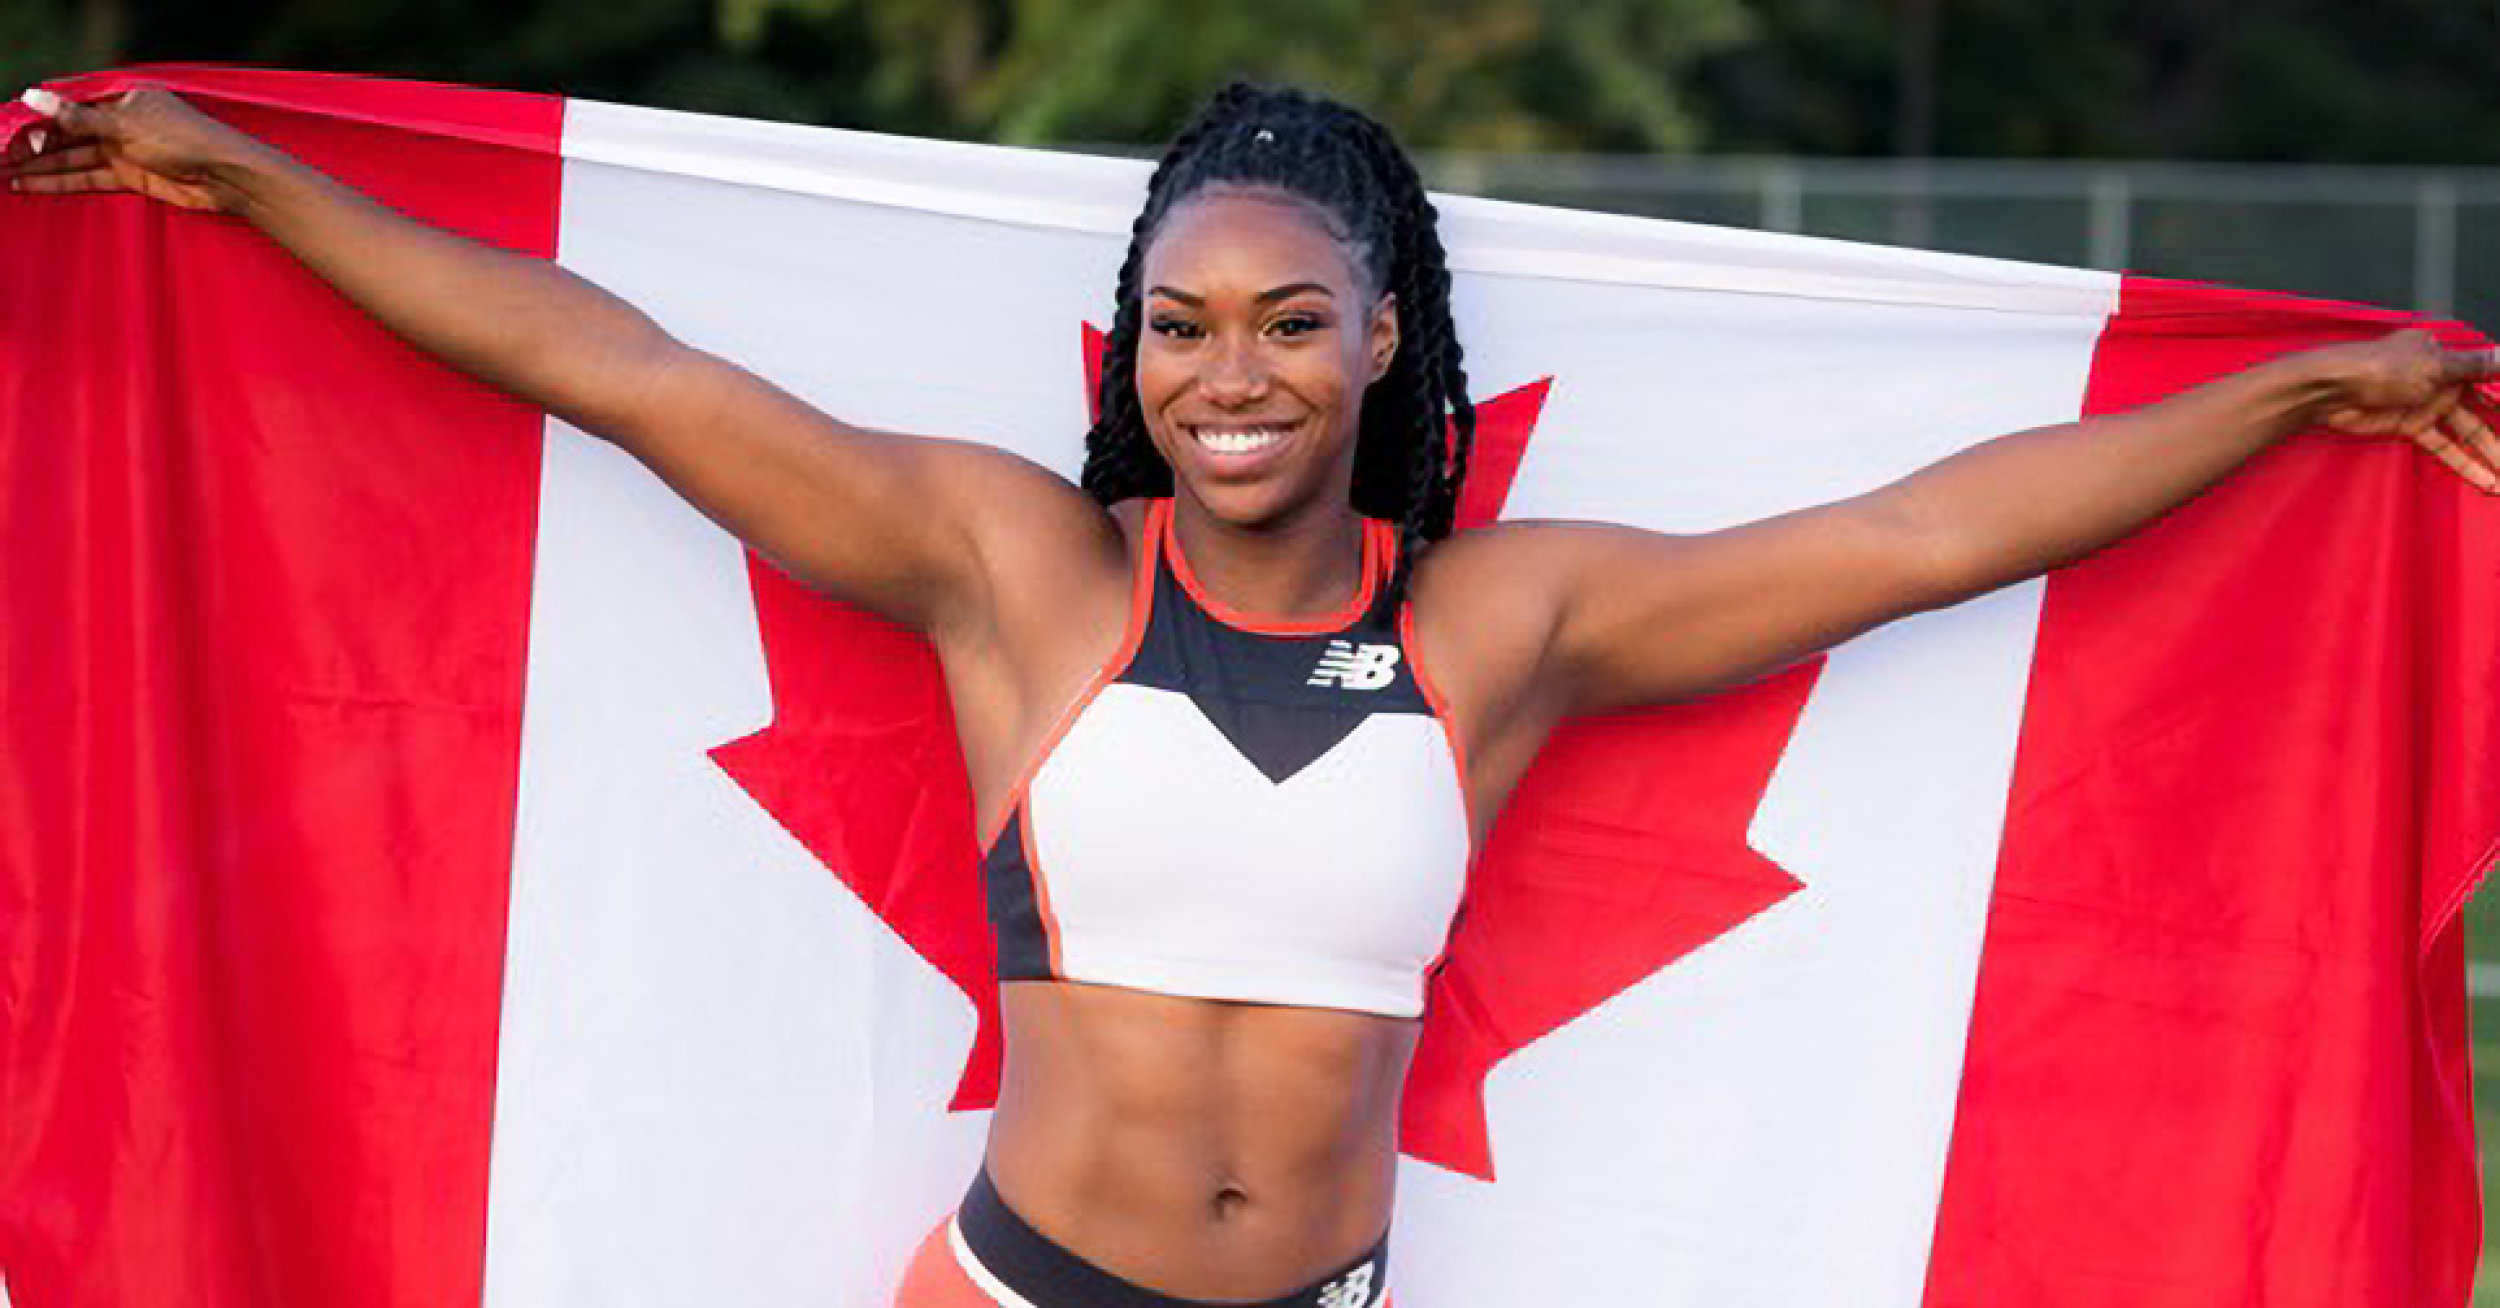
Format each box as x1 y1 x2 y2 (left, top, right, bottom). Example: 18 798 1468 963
1081 83 1261 505
1078 83 1476 605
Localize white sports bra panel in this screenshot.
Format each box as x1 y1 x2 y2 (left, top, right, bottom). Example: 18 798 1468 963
978 499 1472 1017
1028 684 1467 1015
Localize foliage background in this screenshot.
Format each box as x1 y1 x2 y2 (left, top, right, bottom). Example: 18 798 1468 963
6 0 2499 160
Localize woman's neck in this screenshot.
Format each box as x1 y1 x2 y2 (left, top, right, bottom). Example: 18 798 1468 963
1166 497 1369 622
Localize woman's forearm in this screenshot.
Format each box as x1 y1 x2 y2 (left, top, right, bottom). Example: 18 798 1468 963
218 141 675 437
1890 349 2352 600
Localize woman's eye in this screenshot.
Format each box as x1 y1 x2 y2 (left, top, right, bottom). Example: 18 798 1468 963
1269 314 1329 337
1149 317 1202 340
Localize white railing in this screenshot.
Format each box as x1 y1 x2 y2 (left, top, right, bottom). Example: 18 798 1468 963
1421 154 2500 322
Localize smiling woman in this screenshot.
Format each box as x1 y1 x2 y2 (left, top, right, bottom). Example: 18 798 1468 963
10 69 2499 1308
1079 86 1477 605
1132 190 1404 605
949 89 1483 1308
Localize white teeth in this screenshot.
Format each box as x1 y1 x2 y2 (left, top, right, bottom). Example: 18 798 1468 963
1195 426 1285 454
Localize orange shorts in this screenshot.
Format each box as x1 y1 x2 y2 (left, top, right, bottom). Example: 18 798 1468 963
891 1216 1016 1308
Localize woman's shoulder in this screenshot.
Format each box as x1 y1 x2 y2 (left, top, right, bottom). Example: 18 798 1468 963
943 478 1134 654
1406 522 1586 687
1412 517 1618 602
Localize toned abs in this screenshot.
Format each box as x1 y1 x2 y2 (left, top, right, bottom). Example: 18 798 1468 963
986 981 1416 1299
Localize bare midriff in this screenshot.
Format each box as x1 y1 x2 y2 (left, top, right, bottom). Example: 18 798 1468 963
984 978 1417 1301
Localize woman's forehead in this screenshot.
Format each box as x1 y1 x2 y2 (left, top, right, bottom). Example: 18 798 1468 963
1143 189 1366 294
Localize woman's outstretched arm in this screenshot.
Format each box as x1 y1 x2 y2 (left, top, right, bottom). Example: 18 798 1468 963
1426 331 2500 722
4 86 1111 634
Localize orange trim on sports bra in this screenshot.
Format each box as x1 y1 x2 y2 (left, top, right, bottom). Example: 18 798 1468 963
976 502 1163 852
1159 503 1389 636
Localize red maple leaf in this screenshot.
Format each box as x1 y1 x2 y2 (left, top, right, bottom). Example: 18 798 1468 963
711 326 1810 1178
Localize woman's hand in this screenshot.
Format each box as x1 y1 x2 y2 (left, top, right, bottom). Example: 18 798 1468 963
6 86 274 214
2312 329 2500 491
2 78 1107 644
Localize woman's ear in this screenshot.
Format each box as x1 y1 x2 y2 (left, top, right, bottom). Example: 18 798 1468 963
1369 292 1401 380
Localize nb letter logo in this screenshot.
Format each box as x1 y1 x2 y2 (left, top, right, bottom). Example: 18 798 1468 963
1308 640 1401 691
1318 1262 1377 1308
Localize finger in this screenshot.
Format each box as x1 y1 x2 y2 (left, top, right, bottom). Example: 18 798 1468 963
2438 343 2500 385
2414 425 2500 492
2401 384 2461 438
6 142 107 178
7 168 129 197
19 87 123 143
2442 406 2500 489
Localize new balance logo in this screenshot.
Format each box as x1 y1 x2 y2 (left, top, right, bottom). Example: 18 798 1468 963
1317 1261 1377 1308
1307 640 1401 691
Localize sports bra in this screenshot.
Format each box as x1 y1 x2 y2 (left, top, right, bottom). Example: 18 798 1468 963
979 498 1472 1018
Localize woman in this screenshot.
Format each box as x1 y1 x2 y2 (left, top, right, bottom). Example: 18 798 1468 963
11 80 2496 1308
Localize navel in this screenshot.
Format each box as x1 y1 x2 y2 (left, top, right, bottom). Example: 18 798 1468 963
1211 1179 1253 1222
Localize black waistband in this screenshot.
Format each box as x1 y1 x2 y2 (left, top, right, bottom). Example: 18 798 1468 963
956 1168 1389 1308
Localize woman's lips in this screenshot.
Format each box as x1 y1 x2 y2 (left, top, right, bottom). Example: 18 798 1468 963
1183 418 1304 470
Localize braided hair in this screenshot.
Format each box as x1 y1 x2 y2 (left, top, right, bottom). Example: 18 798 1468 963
1079 83 1475 602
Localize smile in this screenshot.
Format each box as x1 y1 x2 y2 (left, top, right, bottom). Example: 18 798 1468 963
1189 421 1299 456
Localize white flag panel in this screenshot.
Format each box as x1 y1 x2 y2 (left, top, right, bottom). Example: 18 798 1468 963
485 97 2119 1307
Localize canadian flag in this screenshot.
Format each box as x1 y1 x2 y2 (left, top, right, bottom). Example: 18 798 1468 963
2 67 2491 1308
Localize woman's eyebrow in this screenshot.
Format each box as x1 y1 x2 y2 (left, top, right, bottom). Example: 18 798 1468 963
1256 282 1335 304
1144 282 1337 306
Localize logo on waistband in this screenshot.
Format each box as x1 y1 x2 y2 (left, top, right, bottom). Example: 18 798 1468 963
1317 1261 1378 1308
1308 640 1401 691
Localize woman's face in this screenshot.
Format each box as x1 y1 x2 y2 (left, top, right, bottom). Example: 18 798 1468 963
1135 187 1399 531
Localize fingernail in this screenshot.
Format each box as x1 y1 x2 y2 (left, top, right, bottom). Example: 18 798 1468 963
28 129 45 153
20 88 62 117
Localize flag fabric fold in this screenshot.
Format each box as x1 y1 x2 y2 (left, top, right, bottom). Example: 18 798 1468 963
0 67 2488 1308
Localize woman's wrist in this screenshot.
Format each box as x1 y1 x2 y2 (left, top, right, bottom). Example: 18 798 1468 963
2239 341 2370 434
206 138 310 223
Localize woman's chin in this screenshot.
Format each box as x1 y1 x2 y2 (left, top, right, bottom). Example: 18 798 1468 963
1176 475 1332 531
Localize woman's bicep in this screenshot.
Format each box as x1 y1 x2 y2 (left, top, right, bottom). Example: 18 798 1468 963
601 347 1098 632
1536 499 1953 714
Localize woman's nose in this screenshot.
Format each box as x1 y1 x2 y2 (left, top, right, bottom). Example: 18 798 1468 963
1197 337 1270 405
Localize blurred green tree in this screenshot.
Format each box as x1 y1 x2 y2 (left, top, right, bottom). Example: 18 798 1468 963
713 0 1753 148
1 0 90 100
6 0 2497 162
1696 0 2500 164
4 0 1755 148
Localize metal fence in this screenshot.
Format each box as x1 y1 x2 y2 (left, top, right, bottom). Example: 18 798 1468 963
1420 154 2500 326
